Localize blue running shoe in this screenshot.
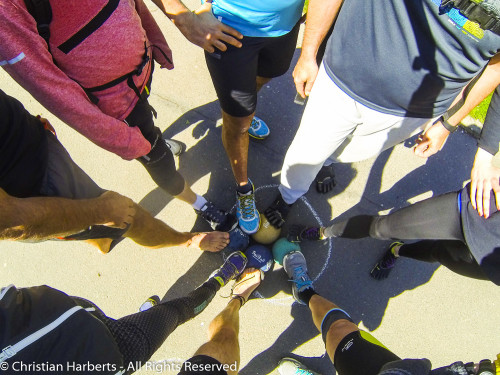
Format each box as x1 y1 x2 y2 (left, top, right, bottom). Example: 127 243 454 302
210 251 248 287
283 251 313 305
248 116 270 140
236 180 260 234
278 358 320 375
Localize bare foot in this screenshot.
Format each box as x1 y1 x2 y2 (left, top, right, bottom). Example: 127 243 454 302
85 238 113 253
190 231 230 252
231 268 262 305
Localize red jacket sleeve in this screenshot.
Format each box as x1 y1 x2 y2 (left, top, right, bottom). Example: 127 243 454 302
135 0 174 69
0 1 151 160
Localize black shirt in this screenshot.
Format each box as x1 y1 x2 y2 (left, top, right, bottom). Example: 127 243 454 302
0 90 48 197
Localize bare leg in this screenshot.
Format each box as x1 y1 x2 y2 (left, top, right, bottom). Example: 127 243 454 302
191 269 261 375
89 203 229 253
222 111 254 185
221 76 272 186
194 299 241 375
308 294 359 363
126 203 229 250
174 181 197 205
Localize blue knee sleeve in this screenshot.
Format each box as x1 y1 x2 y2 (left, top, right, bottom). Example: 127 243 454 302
321 308 354 343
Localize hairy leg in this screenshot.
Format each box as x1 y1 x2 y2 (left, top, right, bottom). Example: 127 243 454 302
194 299 241 375
308 294 358 363
222 111 254 185
119 203 228 252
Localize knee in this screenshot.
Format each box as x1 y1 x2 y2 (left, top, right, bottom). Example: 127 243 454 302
222 114 253 135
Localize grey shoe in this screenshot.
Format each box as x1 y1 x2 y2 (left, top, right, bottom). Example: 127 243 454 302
283 251 313 305
164 138 183 156
278 357 320 375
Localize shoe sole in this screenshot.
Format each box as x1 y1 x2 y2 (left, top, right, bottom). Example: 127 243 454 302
166 139 186 156
248 132 269 140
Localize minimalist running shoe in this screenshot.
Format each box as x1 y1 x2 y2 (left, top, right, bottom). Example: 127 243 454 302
278 357 320 375
139 295 161 312
210 251 248 287
370 241 404 280
264 195 292 229
164 138 184 156
236 180 260 234
248 116 270 140
283 251 313 305
196 200 235 231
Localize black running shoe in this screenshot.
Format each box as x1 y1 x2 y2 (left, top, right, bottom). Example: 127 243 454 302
264 195 292 229
315 165 335 194
370 241 403 280
195 200 236 231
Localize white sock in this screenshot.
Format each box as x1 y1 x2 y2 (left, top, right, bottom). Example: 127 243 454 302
192 195 208 210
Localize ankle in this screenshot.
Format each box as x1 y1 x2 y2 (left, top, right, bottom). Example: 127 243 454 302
298 287 318 306
236 181 252 194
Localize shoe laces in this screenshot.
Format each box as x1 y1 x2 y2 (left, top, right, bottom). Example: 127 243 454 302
290 266 312 291
201 203 224 223
250 117 260 130
238 192 256 220
296 369 315 375
218 261 238 281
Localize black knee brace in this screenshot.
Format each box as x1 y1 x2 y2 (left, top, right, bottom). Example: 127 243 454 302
138 133 185 196
321 308 354 343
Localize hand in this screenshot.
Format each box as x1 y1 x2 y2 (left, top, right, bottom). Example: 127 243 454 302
179 3 242 53
470 147 500 218
97 191 136 229
293 56 319 99
414 120 451 158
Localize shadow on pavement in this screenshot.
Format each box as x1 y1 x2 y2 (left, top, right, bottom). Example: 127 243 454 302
135 47 476 374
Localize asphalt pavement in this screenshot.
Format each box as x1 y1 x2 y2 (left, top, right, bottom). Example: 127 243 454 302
0 1 499 374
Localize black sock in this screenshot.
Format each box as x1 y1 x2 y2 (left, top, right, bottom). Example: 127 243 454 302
299 287 318 306
237 181 252 194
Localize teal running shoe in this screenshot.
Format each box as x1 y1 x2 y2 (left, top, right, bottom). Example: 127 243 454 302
278 358 320 375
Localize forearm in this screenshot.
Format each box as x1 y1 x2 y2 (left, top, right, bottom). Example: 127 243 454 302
0 195 110 241
479 86 500 155
445 54 500 128
150 0 193 26
300 0 343 60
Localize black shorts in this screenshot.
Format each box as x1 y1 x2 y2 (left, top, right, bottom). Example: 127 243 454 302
205 22 301 117
178 355 229 375
334 331 400 375
39 132 126 242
